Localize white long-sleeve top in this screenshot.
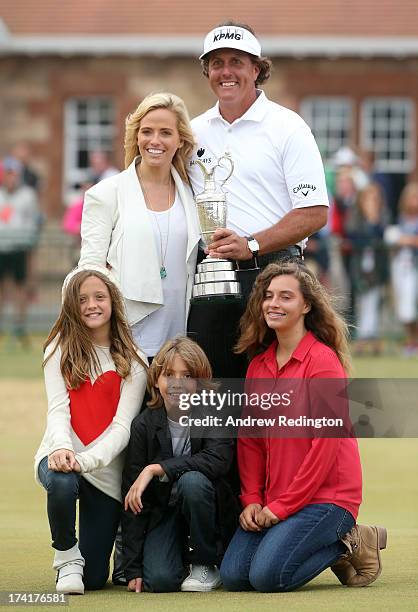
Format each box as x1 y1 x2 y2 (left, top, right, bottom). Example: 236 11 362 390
34 340 147 501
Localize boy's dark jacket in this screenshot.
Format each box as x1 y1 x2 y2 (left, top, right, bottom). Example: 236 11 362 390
121 406 240 581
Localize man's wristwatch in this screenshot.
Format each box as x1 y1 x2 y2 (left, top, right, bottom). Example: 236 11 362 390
246 236 260 257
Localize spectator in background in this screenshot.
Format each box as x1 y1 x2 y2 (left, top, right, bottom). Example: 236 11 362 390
303 226 330 286
347 183 389 355
332 146 371 192
12 142 44 301
0 156 40 343
386 182 418 356
329 167 358 330
62 178 95 262
12 142 41 193
89 151 119 184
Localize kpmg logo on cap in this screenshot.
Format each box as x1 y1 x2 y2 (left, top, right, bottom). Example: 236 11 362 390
213 28 243 42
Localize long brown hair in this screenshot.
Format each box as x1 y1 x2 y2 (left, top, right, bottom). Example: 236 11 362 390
124 92 195 182
235 261 352 373
147 336 213 409
43 270 147 389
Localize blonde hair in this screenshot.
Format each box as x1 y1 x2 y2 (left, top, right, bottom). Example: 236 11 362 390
43 270 147 389
124 92 195 182
399 181 418 216
147 337 212 408
356 183 385 214
235 261 352 374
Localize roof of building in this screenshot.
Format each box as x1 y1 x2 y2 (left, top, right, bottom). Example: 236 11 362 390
1 0 418 57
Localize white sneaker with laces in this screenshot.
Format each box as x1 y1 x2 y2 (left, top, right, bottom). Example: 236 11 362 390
181 564 222 592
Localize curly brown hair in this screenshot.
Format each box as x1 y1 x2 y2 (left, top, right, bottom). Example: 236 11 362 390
235 261 352 373
201 20 272 87
43 270 147 389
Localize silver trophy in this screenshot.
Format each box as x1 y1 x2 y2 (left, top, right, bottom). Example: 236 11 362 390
192 153 242 301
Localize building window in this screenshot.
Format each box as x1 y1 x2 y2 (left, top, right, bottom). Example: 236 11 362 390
361 98 415 173
300 97 353 163
64 97 115 198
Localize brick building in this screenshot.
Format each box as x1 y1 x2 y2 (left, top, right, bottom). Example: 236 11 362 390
1 0 418 218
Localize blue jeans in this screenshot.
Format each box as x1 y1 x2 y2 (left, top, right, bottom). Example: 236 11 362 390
38 456 121 590
142 471 219 592
220 503 355 592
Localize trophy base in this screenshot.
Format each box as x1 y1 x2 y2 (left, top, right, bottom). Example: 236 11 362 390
192 256 242 301
191 292 243 305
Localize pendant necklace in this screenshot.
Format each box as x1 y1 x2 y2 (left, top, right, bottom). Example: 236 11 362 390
138 170 172 279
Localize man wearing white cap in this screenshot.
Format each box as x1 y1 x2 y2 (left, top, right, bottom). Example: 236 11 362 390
186 23 386 596
187 21 329 377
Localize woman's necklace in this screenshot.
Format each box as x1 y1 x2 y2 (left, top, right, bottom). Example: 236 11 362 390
138 170 172 279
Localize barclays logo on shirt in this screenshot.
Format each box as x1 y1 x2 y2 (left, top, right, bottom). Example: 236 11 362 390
189 147 213 167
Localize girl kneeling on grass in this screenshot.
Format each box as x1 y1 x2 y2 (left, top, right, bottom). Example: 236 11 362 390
220 261 387 592
122 337 239 593
35 268 147 594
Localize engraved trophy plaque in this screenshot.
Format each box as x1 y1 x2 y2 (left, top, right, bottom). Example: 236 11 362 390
192 154 242 302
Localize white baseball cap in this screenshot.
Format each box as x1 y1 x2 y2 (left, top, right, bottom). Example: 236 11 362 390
200 25 262 59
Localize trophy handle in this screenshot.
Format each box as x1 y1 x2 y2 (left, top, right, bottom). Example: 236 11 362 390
194 159 214 180
216 154 234 187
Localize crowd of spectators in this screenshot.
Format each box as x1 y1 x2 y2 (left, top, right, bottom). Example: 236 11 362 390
1 144 417 356
304 146 418 356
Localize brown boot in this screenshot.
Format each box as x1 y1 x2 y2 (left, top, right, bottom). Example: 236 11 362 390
331 557 356 585
341 524 387 587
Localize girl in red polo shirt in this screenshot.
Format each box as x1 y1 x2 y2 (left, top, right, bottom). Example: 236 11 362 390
220 260 386 592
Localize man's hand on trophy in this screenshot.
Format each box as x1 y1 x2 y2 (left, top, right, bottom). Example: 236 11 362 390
207 228 253 261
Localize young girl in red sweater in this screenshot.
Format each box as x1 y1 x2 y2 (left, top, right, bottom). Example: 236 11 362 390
35 269 147 594
220 260 386 592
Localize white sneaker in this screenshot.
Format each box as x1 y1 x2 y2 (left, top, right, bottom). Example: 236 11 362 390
53 544 85 595
56 562 84 595
181 564 222 592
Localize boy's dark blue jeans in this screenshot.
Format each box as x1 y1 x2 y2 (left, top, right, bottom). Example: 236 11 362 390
220 502 355 592
38 456 120 590
141 470 220 592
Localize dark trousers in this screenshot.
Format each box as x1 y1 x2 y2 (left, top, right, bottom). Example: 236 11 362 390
142 471 219 592
188 248 302 378
38 456 121 590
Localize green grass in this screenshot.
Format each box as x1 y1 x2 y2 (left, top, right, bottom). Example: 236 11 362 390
1 336 418 379
0 335 44 379
1 344 417 611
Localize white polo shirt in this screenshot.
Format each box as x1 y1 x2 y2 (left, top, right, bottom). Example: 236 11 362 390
188 90 329 249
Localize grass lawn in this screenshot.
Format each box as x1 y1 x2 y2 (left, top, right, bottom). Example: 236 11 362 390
1 340 417 611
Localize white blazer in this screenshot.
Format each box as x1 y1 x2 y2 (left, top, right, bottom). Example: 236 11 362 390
79 157 201 326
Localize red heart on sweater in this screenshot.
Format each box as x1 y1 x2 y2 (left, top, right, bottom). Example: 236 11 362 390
69 371 121 446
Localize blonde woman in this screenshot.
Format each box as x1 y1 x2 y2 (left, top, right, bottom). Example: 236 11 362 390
79 92 201 361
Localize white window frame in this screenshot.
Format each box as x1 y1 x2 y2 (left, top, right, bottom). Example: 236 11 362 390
63 97 116 202
300 97 353 163
361 97 415 173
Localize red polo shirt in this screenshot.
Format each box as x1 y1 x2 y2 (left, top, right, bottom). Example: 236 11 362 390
238 331 362 520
